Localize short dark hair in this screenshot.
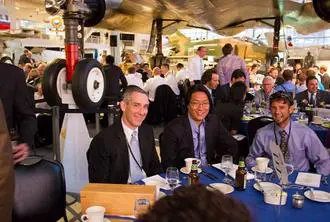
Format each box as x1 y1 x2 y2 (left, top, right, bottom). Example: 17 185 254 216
269 91 294 106
197 46 206 52
186 84 212 106
161 63 169 70
251 64 259 70
306 75 318 85
231 69 246 81
282 69 293 81
138 185 251 222
222 43 233 56
306 69 316 77
122 85 147 102
201 68 217 84
128 66 136 74
230 81 247 104
176 63 184 69
105 55 115 65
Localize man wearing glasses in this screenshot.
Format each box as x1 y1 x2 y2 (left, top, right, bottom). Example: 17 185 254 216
246 92 330 176
161 85 237 169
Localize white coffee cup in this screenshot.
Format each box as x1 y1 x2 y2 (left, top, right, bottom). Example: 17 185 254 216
256 157 269 172
184 158 201 172
81 206 105 222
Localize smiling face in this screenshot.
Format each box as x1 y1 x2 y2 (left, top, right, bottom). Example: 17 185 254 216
270 99 294 128
307 79 318 93
188 91 210 125
120 92 149 129
262 79 274 94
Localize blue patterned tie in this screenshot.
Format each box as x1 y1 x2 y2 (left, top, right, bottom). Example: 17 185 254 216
129 131 145 183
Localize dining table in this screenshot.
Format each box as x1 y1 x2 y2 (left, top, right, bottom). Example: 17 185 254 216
141 167 330 222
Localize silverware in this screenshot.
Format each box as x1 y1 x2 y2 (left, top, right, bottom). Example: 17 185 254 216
310 188 315 200
255 180 264 193
201 171 218 180
321 176 328 186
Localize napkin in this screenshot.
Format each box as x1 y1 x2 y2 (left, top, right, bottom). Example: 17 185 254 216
142 175 171 190
295 172 321 188
232 134 246 141
212 163 254 180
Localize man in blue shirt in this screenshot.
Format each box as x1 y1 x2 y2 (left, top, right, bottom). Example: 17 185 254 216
247 92 330 176
274 69 296 94
161 85 237 169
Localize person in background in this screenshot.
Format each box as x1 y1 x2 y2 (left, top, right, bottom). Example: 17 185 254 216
125 66 143 88
215 81 246 135
0 99 14 222
161 63 180 96
296 68 308 94
249 64 259 88
268 67 279 81
294 62 302 75
138 185 251 222
215 69 253 103
87 86 162 183
247 92 330 176
274 69 296 94
18 49 29 68
304 51 315 68
254 76 275 107
217 43 249 86
188 46 207 84
0 63 35 163
23 63 33 79
141 63 152 83
295 75 330 108
312 65 325 90
144 67 168 102
201 68 219 107
175 63 190 83
319 65 330 90
161 85 237 169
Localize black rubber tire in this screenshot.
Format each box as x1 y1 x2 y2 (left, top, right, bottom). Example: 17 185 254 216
313 0 330 22
72 59 106 109
42 59 66 106
84 0 106 27
0 56 14 64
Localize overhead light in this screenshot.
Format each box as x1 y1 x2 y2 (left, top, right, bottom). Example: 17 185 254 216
15 7 20 10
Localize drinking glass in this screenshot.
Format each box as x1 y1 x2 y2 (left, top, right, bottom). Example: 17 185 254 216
284 154 294 184
221 155 233 184
166 167 180 191
134 199 150 217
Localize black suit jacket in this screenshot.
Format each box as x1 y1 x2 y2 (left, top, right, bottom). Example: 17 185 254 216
87 120 162 183
161 114 238 169
215 101 244 132
295 89 330 108
0 63 36 148
103 64 128 102
215 83 253 103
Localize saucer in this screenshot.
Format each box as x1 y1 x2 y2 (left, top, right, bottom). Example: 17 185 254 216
304 190 330 203
180 167 202 174
253 182 281 192
208 183 234 194
251 166 273 174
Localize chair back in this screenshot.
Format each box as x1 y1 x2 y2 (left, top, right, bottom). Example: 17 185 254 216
247 116 273 146
12 157 67 222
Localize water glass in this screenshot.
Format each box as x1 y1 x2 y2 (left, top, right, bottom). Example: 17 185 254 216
166 167 179 191
284 154 294 185
221 155 233 184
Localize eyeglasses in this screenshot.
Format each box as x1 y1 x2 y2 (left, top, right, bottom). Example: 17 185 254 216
190 101 210 108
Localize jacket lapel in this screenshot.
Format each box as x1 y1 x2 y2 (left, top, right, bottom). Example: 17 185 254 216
183 116 195 156
116 122 129 177
204 116 213 162
138 126 148 170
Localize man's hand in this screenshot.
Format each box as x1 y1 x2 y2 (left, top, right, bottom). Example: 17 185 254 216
12 143 29 164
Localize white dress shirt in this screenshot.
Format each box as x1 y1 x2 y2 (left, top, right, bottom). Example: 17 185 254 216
121 119 146 183
187 55 204 81
143 75 168 102
165 72 180 95
125 74 143 88
176 68 191 82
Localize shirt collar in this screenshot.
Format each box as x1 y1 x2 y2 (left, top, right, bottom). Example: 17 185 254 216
275 120 291 135
188 113 205 132
204 85 212 94
308 91 317 96
121 118 139 142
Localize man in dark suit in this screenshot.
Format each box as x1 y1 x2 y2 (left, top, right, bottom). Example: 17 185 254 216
295 75 330 109
201 68 219 109
103 55 128 104
0 99 14 222
0 63 36 164
215 69 253 103
161 85 237 170
87 86 162 184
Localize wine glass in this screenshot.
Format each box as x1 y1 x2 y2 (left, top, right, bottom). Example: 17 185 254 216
221 155 233 184
284 154 294 185
166 167 180 191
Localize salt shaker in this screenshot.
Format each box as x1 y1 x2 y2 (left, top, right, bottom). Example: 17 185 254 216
292 192 304 209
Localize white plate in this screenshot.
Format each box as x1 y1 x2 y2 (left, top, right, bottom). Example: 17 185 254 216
180 167 202 174
304 190 330 203
253 182 281 192
251 166 273 174
208 183 234 194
